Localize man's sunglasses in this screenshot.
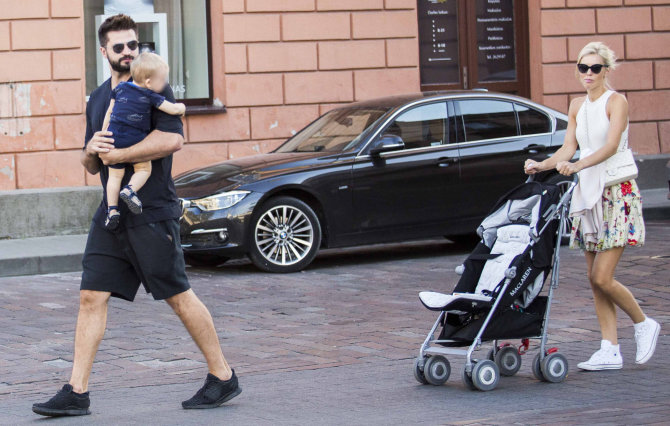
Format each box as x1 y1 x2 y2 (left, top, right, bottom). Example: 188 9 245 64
110 40 138 54
577 63 608 74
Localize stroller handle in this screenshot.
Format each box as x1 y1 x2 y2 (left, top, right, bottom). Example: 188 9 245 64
525 172 579 185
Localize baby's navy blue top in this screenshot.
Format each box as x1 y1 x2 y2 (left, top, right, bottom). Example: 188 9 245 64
108 81 166 148
85 78 183 230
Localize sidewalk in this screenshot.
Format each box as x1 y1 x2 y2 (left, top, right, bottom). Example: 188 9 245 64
0 220 668 424
0 188 667 278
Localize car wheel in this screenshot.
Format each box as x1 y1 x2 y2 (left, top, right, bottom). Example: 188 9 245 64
184 253 229 267
248 196 322 273
543 173 574 245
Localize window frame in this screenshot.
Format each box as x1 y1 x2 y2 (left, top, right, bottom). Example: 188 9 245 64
83 0 218 113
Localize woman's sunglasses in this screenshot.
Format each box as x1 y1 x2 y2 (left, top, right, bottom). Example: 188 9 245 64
110 40 139 54
577 63 608 74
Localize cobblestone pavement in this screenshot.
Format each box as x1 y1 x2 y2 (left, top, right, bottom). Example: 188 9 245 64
0 220 668 425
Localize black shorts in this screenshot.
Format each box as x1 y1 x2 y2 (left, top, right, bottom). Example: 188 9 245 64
81 219 190 301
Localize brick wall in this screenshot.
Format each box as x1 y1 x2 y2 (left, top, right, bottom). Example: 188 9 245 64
1 1 668 192
0 0 86 190
538 0 670 155
174 0 420 176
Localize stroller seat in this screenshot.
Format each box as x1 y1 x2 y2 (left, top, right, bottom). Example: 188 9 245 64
419 224 531 313
419 291 492 313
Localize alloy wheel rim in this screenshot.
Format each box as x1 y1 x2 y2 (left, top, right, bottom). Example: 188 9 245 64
255 205 314 266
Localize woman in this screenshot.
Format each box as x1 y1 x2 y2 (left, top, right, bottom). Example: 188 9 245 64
524 42 660 371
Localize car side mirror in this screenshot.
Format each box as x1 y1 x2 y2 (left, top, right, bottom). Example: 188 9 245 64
369 134 405 157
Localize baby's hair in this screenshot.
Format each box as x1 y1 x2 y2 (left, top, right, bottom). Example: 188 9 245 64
577 41 618 70
130 52 169 84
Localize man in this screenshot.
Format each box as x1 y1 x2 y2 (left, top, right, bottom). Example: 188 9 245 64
33 14 241 417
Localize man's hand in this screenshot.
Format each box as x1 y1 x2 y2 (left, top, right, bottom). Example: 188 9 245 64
85 131 115 157
99 148 126 166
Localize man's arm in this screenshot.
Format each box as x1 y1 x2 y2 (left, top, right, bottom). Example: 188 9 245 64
99 129 184 165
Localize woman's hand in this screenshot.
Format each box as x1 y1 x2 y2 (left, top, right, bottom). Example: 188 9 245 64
524 159 543 175
556 160 582 176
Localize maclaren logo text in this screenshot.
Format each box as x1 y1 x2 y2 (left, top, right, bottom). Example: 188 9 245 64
509 266 533 297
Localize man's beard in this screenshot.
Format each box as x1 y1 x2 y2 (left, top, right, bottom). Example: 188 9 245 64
109 55 133 73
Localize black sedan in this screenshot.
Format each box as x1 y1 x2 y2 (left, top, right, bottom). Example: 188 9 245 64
175 90 570 273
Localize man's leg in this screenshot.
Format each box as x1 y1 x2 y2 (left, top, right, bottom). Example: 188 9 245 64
166 289 232 380
69 290 112 393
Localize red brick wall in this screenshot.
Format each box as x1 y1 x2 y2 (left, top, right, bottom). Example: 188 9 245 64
0 0 86 190
1 1 668 192
537 0 670 155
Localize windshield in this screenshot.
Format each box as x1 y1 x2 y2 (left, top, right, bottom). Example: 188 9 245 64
276 107 389 153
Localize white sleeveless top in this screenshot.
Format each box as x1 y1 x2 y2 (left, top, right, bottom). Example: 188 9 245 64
570 90 629 214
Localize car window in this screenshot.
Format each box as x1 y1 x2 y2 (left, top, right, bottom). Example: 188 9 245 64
515 103 551 135
384 102 448 150
456 99 517 142
555 117 567 131
276 107 388 153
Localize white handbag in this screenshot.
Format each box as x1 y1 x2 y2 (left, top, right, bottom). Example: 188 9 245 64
584 101 638 187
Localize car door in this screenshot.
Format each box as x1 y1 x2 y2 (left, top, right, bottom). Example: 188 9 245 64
351 101 461 239
454 98 541 218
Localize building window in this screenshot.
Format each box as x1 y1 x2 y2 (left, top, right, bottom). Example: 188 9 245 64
83 0 213 106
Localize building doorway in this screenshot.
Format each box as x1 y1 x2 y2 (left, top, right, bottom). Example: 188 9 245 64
417 0 530 97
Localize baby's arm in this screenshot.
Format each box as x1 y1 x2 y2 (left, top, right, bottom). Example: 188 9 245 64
102 99 115 132
157 100 186 116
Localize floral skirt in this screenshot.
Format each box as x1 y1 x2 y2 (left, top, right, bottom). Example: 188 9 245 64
569 180 645 252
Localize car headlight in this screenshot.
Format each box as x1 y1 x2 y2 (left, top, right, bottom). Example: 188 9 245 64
192 190 250 211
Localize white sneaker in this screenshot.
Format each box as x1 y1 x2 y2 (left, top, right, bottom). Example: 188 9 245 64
634 317 660 364
577 340 623 371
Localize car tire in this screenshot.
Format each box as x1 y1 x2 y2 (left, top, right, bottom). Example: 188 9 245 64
184 253 229 267
248 196 322 273
543 173 574 245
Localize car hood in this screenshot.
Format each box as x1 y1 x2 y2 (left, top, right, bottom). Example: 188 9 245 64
174 151 340 199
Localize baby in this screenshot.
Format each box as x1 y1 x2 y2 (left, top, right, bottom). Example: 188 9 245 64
101 52 185 230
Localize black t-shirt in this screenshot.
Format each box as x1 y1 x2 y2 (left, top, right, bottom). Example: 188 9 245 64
85 78 183 229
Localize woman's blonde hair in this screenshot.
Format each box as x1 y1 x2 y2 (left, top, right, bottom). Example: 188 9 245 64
577 41 618 69
130 52 169 83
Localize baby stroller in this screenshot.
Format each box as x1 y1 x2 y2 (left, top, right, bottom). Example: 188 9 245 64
413 175 578 391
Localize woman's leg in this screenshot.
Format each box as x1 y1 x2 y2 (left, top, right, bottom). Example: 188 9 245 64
585 251 619 344
589 247 646 331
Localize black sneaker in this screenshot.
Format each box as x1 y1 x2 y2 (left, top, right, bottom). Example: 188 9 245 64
182 371 242 409
32 384 91 417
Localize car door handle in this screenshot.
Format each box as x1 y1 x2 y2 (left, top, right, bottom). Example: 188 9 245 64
523 144 547 154
436 157 459 167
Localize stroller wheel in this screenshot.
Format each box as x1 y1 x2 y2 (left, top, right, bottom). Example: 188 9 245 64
495 346 522 376
541 352 569 383
532 353 547 382
461 366 477 391
413 357 428 385
423 356 451 386
471 360 499 391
